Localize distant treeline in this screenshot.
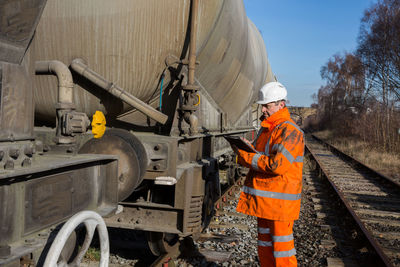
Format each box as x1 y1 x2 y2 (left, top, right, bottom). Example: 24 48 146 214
313 0 400 153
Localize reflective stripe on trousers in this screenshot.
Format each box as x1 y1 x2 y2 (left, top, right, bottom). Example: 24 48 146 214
257 218 297 267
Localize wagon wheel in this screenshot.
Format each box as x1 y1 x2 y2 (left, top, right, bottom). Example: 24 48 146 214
79 128 148 201
146 231 180 256
146 178 181 257
43 211 109 267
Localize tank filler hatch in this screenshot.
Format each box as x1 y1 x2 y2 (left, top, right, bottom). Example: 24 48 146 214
0 0 47 64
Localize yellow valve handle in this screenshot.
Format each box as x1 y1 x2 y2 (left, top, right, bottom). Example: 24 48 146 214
194 93 200 106
92 111 106 138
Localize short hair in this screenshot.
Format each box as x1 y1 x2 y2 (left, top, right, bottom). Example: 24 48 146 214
270 100 286 107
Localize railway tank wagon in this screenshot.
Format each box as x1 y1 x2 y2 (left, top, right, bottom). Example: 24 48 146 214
0 1 120 266
0 0 275 263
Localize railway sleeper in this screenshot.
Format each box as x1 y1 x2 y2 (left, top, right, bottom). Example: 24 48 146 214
306 135 400 266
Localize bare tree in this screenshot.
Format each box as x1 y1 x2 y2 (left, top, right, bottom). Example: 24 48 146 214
314 0 400 153
357 0 400 151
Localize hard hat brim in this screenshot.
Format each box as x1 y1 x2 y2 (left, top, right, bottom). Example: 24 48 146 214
256 98 287 105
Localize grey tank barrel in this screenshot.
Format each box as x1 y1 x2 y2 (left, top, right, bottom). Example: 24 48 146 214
70 58 168 125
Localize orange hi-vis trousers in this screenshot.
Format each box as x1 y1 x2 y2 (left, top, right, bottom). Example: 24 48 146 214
257 218 297 267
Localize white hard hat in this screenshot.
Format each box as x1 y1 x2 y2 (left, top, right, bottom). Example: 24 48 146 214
256 82 287 104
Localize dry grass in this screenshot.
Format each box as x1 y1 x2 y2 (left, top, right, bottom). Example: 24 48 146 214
84 247 101 262
313 130 400 181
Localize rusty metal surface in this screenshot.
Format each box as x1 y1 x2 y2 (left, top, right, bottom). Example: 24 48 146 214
0 153 118 265
24 170 87 234
0 186 16 242
0 0 47 63
0 153 116 179
105 205 182 234
28 0 272 129
105 154 205 235
0 61 34 141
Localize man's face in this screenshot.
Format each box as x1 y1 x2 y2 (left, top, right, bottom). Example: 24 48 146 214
261 101 284 117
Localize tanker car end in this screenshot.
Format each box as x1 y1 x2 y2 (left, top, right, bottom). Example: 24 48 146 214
0 1 120 266
1 0 274 263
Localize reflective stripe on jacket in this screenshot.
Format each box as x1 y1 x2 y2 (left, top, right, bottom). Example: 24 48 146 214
236 107 304 221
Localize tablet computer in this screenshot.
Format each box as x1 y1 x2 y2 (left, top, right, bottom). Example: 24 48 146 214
224 135 257 153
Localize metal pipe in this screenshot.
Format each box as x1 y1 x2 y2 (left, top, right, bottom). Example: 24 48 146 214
35 60 74 105
188 0 199 86
70 58 168 125
181 0 200 135
184 111 198 133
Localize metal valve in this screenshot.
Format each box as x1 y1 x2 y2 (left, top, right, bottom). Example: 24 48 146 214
62 111 90 136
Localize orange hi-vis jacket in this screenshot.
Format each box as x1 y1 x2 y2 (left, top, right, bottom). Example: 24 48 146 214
236 107 304 221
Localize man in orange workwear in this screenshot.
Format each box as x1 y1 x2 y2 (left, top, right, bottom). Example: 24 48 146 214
232 82 304 267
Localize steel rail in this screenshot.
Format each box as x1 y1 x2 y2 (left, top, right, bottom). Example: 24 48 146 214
150 247 180 267
306 134 396 267
214 176 243 212
311 134 400 189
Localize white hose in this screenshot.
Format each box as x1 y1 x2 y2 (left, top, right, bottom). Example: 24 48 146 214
43 210 109 267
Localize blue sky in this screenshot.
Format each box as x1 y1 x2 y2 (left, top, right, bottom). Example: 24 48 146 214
244 0 377 107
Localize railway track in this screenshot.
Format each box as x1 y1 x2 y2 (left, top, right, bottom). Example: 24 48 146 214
306 134 400 267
